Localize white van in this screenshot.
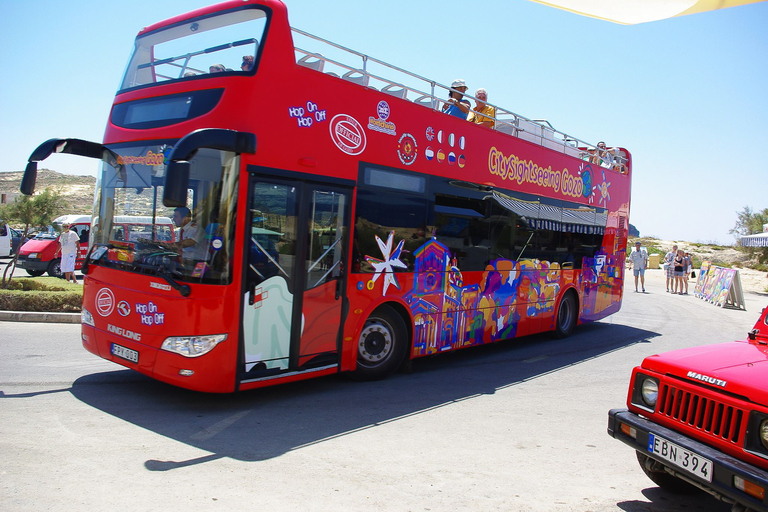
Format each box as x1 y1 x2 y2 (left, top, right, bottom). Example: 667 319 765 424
0 223 21 258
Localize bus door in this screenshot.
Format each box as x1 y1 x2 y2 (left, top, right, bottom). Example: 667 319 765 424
241 177 351 382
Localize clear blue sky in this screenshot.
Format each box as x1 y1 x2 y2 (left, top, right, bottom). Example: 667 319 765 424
1 0 766 245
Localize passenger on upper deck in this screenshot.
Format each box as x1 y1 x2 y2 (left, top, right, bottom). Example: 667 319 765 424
442 79 471 119
589 141 618 169
209 64 226 73
467 88 496 128
241 55 254 71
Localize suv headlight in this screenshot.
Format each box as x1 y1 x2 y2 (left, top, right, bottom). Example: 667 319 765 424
760 419 768 451
161 334 227 357
641 378 659 407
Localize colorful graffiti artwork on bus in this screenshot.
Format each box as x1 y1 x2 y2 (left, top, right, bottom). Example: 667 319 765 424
363 233 623 356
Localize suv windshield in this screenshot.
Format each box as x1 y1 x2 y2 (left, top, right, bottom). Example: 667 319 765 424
120 6 269 91
90 141 239 286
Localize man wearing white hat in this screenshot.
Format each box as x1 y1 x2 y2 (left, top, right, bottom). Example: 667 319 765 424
442 79 471 119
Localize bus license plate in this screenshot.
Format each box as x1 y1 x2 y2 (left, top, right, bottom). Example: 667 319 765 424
648 433 712 482
111 343 139 364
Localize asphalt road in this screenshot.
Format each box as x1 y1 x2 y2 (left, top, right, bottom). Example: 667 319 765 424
0 268 763 511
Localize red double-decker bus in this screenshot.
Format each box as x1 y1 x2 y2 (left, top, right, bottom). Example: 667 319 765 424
22 0 631 393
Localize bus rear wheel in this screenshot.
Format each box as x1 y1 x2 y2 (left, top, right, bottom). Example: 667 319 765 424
553 291 577 338
352 305 407 381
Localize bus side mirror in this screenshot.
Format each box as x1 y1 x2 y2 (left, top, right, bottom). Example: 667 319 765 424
21 162 38 195
162 128 256 208
163 161 191 208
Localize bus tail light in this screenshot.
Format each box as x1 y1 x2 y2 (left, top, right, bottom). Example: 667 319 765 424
161 334 227 358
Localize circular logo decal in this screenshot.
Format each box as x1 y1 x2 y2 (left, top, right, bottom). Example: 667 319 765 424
376 101 390 121
329 114 366 156
425 146 435 161
397 133 418 165
448 152 456 165
425 126 435 141
448 133 455 147
96 288 115 317
117 301 131 317
459 136 466 150
211 237 223 250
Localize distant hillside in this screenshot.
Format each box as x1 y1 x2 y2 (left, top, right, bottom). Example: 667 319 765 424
0 169 95 214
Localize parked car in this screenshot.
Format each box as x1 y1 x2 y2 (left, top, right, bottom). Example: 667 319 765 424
0 223 22 257
608 309 768 511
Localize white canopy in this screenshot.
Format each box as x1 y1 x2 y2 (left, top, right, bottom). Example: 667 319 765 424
740 233 768 247
528 0 765 24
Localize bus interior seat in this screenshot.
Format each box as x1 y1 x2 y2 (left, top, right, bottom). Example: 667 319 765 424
496 122 517 136
297 54 325 72
326 71 340 78
342 69 369 86
381 84 407 99
517 119 543 144
413 95 437 108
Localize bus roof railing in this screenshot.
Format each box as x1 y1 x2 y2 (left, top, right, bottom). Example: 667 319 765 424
291 28 628 169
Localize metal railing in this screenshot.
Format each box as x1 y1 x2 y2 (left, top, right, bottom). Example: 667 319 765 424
291 27 628 170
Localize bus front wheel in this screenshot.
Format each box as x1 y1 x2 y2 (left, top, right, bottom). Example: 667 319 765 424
553 291 577 338
352 305 407 381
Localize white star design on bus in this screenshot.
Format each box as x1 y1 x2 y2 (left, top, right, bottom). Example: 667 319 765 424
365 231 407 295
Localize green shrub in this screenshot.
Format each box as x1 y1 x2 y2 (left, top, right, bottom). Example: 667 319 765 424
0 278 82 312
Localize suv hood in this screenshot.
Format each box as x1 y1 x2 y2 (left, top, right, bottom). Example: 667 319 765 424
642 341 768 406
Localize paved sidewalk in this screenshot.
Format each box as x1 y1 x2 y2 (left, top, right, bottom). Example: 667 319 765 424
0 310 81 323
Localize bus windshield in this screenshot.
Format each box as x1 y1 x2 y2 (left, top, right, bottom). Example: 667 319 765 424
120 6 269 90
90 143 239 286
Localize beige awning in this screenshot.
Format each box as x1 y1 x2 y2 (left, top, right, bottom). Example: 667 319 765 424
527 0 765 24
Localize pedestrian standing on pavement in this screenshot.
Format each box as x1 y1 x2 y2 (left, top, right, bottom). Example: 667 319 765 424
629 241 648 293
664 244 677 293
54 223 80 284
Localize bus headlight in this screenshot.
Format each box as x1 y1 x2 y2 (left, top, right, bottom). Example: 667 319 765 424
81 307 95 327
641 378 659 408
161 334 227 358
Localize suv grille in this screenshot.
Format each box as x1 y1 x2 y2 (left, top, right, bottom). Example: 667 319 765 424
658 382 745 444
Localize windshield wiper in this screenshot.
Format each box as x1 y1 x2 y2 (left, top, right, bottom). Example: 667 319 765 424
154 268 191 297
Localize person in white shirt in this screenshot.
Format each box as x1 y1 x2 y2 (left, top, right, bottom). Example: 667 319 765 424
54 223 80 283
172 207 204 262
629 241 648 293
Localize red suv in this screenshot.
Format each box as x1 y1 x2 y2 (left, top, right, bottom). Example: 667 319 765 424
609 309 768 511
